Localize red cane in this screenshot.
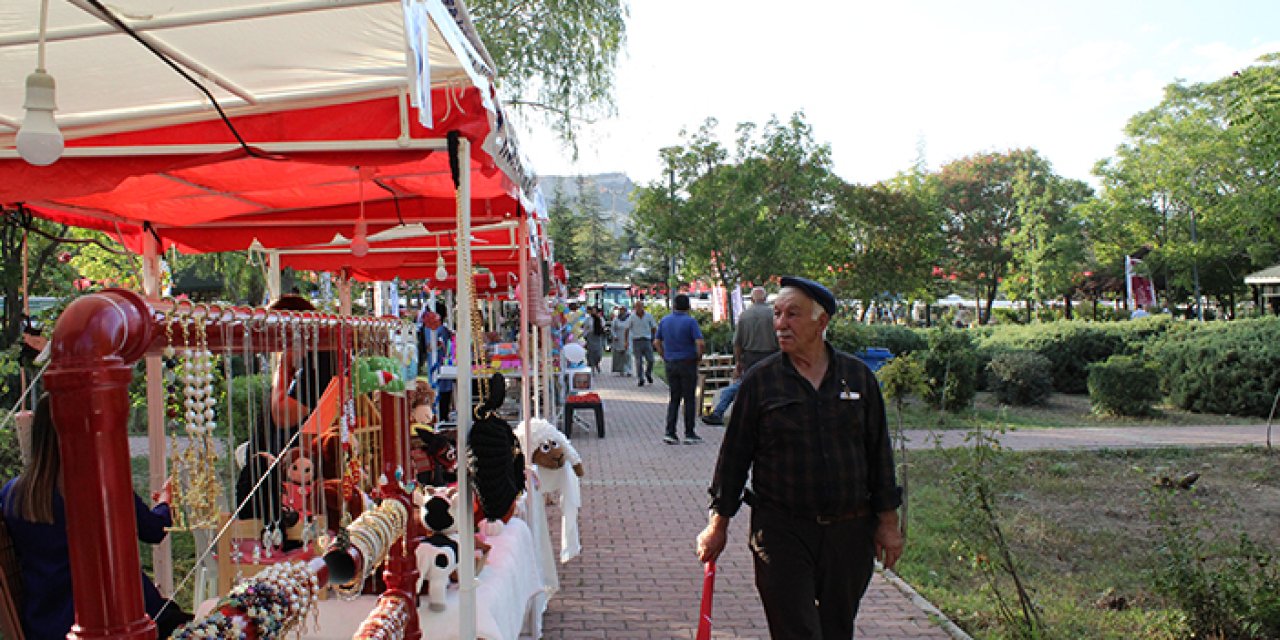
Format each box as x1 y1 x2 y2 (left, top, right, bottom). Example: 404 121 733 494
697 561 716 640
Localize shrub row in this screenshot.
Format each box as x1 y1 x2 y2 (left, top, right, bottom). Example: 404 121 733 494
1146 317 1280 417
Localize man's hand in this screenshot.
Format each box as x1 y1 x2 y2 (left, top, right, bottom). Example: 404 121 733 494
696 513 730 564
874 510 905 570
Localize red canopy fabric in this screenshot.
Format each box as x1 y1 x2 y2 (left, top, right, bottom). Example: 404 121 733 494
5 89 523 256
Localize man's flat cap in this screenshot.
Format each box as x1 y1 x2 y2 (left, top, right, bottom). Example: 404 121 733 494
779 276 836 316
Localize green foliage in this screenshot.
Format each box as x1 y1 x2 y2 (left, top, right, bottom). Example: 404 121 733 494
937 422 1044 637
689 313 732 354
469 0 628 149
987 351 1053 406
867 324 928 356
819 182 943 314
880 353 930 411
922 327 979 412
1087 355 1161 416
1147 316 1280 416
976 321 1130 394
225 374 271 445
633 115 837 292
1148 485 1280 639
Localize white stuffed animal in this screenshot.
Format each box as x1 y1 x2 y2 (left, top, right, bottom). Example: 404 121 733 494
414 486 460 612
519 418 583 563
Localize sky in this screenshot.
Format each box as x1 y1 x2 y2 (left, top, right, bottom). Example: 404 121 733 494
519 0 1280 189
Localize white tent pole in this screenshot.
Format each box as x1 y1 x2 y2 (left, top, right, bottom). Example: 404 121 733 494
518 221 531 429
266 250 282 301
454 137 478 640
373 280 386 316
0 137 450 159
141 234 173 596
541 325 554 420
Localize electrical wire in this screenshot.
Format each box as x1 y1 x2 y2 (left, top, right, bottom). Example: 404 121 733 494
81 0 279 160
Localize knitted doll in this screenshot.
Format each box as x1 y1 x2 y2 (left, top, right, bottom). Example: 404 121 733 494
467 374 525 536
520 418 583 563
414 486 459 612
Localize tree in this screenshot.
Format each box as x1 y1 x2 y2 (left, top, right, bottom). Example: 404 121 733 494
819 182 942 321
933 150 1038 324
570 175 622 282
1089 65 1280 315
470 0 628 150
546 183 585 282
640 114 838 316
1004 164 1092 320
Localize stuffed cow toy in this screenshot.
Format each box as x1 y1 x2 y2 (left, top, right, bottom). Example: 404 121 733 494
414 486 460 612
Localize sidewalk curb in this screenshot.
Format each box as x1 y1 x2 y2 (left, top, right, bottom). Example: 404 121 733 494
879 567 974 640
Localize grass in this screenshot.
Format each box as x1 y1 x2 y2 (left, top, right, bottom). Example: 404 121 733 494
893 391 1268 430
895 445 1280 639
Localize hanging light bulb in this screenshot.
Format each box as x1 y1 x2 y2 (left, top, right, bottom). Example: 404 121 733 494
435 255 448 281
488 271 497 289
17 70 63 167
351 218 369 257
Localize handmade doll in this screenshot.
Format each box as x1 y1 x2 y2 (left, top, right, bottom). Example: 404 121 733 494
413 485 489 611
467 374 525 536
279 448 317 519
521 418 583 563
411 427 457 488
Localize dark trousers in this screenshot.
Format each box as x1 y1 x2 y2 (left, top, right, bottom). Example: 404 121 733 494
750 507 877 639
664 359 698 438
633 338 654 379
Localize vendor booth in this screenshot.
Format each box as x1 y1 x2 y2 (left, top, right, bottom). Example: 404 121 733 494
0 1 569 638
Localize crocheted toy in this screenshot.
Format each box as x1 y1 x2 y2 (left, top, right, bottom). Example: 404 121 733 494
354 356 406 393
467 374 525 536
414 485 460 612
519 418 583 562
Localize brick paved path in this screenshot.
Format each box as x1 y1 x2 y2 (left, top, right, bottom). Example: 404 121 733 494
540 372 952 639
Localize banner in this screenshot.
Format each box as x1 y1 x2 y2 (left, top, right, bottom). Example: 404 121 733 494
1125 256 1157 309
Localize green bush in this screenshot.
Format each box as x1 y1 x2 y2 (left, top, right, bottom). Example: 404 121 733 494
922 327 979 412
825 316 872 354
866 324 927 355
987 351 1053 406
976 321 1129 394
1147 317 1280 417
1087 355 1160 416
225 373 272 444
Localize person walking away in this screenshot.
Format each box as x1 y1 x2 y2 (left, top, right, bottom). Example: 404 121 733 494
628 301 659 386
654 294 705 444
609 306 632 376
584 306 606 373
704 287 779 425
695 276 904 639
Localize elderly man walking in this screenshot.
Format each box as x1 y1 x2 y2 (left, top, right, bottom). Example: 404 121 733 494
696 276 904 639
627 301 658 387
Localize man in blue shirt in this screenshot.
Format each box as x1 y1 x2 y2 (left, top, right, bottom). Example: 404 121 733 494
655 294 706 444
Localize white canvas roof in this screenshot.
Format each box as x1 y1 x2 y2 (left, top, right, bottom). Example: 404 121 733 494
0 0 493 141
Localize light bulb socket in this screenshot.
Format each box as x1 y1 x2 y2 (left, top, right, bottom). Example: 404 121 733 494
23 70 57 111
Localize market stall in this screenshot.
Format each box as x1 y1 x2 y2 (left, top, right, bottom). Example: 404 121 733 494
1 1 563 638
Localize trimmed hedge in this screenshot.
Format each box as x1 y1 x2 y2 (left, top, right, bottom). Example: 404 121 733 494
826 318 928 356
1088 355 1161 416
974 319 1179 394
987 351 1053 406
1147 317 1280 417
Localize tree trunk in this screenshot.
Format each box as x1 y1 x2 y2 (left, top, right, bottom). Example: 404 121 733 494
1063 294 1073 320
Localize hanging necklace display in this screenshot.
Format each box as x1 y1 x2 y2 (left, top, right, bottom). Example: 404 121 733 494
167 308 223 531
